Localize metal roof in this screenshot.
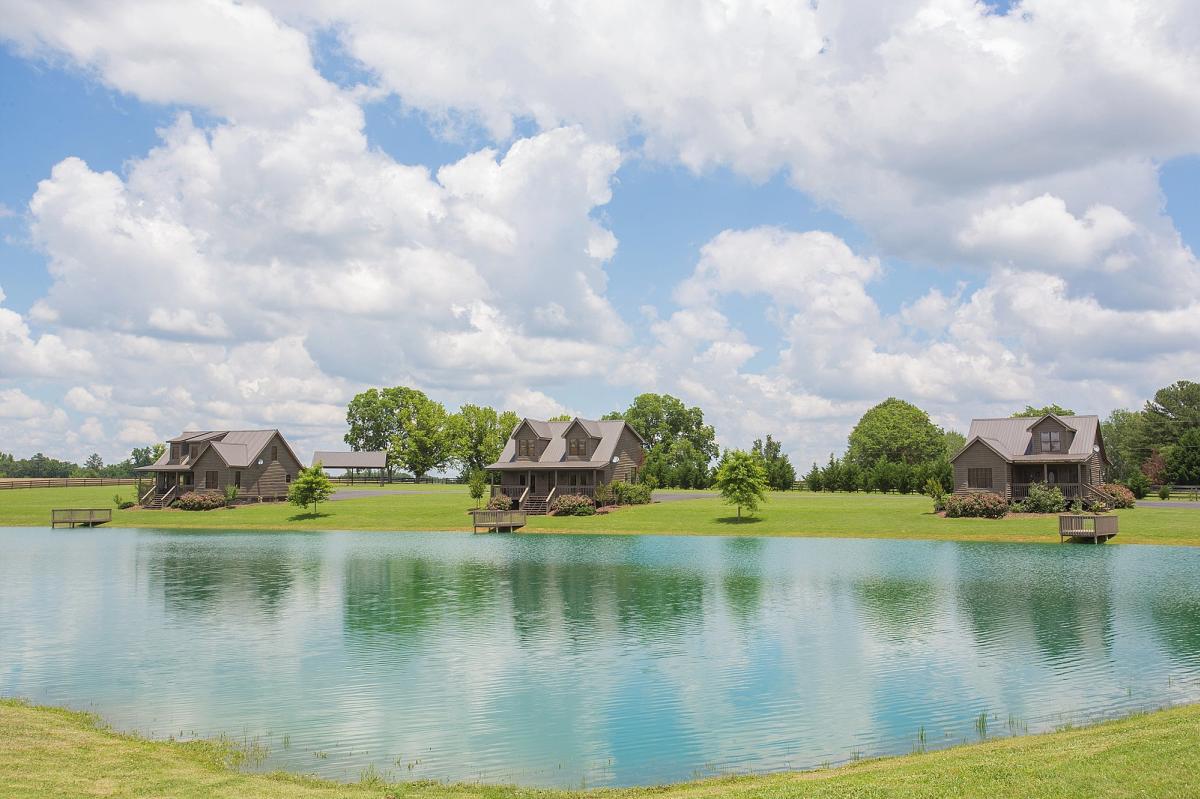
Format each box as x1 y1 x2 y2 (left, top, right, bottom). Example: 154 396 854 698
145 429 297 470
312 450 387 469
952 415 1103 463
486 418 642 470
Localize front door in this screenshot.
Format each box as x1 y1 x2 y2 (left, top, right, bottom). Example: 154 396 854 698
533 472 547 496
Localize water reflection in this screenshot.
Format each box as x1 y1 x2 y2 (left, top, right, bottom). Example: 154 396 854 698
2 529 1199 789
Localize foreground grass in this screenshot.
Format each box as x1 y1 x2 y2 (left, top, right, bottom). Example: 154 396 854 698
2 698 1198 798
2 485 1198 546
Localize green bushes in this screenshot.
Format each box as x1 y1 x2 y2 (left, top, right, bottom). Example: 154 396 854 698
487 493 513 510
1100 483 1135 509
175 491 227 511
944 492 1009 518
925 477 946 512
1018 482 1066 514
611 481 652 505
1158 484 1171 501
1126 470 1150 499
550 494 596 516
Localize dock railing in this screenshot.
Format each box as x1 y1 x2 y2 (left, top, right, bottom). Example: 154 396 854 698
471 509 527 533
51 508 113 528
1058 514 1118 543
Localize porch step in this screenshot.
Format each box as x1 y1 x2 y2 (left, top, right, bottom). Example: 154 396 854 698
523 495 549 516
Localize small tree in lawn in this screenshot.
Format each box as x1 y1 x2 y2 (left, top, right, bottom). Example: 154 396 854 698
289 463 334 514
467 468 487 508
715 450 769 519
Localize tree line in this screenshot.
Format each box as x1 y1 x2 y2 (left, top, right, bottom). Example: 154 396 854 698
1101 380 1200 487
0 444 164 479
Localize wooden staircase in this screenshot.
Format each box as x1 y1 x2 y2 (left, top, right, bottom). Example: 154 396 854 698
523 494 549 515
141 485 177 510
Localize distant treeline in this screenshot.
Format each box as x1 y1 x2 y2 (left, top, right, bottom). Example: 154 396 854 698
0 444 163 479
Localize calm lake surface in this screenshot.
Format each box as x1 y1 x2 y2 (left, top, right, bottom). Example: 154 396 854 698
2 527 1200 787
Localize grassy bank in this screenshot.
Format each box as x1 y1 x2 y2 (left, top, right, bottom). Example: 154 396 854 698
2 698 1198 798
2 484 1198 546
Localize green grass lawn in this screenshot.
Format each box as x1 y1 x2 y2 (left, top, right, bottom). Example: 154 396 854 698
2 698 1198 798
2 485 1198 545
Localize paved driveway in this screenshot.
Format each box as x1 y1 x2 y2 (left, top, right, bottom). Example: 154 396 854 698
1135 500 1200 509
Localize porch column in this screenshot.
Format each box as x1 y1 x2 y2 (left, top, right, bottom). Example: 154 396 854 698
1043 463 1048 483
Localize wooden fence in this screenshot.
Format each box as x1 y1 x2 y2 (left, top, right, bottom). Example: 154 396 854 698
1149 485 1200 501
0 477 140 490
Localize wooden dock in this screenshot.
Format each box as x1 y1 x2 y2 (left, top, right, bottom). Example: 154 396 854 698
51 508 113 529
471 509 527 533
1058 514 1117 543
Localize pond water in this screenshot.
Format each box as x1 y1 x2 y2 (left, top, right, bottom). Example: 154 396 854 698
2 527 1200 788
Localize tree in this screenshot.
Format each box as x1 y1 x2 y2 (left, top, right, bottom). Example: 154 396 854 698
604 393 718 461
1012 404 1075 418
942 430 966 459
449 405 520 474
131 443 165 468
847 398 945 467
346 387 451 479
0 451 13 477
547 413 573 422
84 453 104 474
467 468 487 508
1166 428 1200 485
714 450 768 519
288 464 335 513
391 394 452 479
1142 449 1169 484
643 440 711 489
803 462 823 492
1141 380 1200 450
1101 409 1143 482
821 453 843 492
751 434 797 491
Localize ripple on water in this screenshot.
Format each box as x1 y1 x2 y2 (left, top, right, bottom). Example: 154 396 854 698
2 529 1200 787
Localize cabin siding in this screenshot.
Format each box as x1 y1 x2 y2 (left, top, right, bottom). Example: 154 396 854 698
603 427 647 484
953 440 1010 499
181 432 299 499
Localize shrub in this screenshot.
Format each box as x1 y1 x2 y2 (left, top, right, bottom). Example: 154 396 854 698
1099 483 1135 509
550 494 596 516
593 482 614 506
612 481 652 505
1158 484 1172 501
111 491 126 508
176 491 227 511
944 492 1008 519
1017 482 1065 514
924 477 946 512
1126 470 1150 499
487 493 513 510
223 485 240 506
117 500 135 510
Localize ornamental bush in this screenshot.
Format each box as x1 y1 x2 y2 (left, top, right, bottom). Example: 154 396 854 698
487 493 513 510
550 494 596 516
175 491 227 511
1099 483 1135 509
612 481 652 505
943 492 1008 519
1126 470 1150 499
1017 482 1066 514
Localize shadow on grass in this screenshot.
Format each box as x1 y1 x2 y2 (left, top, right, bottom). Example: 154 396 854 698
287 511 333 522
716 515 764 525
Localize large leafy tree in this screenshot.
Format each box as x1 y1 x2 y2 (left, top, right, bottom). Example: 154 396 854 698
1012 404 1075 418
604 393 717 460
846 398 945 467
604 393 717 488
449 404 519 474
942 430 966 459
714 450 768 519
391 393 452 479
751 434 796 491
346 386 452 479
130 443 165 468
84 453 104 473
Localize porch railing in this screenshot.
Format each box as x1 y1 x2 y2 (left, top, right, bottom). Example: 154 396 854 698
556 485 596 498
1012 483 1082 501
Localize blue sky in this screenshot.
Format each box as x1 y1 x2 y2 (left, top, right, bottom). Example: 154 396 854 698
1 2 1198 466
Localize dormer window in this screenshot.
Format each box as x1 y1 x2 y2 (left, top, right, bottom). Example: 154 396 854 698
518 440 533 457
568 439 587 456
1040 431 1061 452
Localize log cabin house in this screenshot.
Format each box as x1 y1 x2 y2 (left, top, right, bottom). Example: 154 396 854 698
950 414 1113 505
485 417 647 514
136 429 303 508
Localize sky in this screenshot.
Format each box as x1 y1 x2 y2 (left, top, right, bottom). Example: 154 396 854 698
1 0 1199 469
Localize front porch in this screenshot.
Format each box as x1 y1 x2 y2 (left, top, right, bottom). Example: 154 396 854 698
490 469 602 514
1011 463 1088 502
